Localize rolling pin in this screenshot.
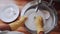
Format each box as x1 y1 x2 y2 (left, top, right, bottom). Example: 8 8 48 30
35 16 44 34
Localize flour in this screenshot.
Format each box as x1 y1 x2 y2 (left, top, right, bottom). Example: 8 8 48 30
25 9 52 33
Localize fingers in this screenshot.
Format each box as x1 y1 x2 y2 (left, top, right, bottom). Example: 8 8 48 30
9 16 27 31
35 16 44 28
35 16 44 34
16 27 31 34
20 16 27 23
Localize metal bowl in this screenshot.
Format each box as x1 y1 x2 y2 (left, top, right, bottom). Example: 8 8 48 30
21 1 58 34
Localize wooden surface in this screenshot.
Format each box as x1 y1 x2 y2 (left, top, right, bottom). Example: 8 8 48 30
0 0 60 34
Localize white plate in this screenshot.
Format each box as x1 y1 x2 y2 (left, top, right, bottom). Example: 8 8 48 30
0 4 19 23
7 31 24 34
0 31 24 34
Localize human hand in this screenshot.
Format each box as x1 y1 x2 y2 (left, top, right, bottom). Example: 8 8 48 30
35 16 44 34
9 16 27 31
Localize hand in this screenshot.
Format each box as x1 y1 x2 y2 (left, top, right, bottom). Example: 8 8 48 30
16 26 31 34
9 16 27 31
35 16 44 34
15 16 31 34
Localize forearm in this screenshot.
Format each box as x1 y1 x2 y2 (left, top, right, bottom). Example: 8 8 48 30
0 24 11 31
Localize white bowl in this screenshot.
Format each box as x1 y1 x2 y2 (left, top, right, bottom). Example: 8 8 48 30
0 4 19 23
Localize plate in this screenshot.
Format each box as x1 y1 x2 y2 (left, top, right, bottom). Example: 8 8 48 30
0 4 19 23
0 31 24 34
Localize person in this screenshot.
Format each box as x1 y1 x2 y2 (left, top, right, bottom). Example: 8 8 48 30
0 16 31 34
0 16 44 34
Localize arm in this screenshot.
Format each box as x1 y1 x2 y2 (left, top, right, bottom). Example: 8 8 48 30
0 24 11 31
